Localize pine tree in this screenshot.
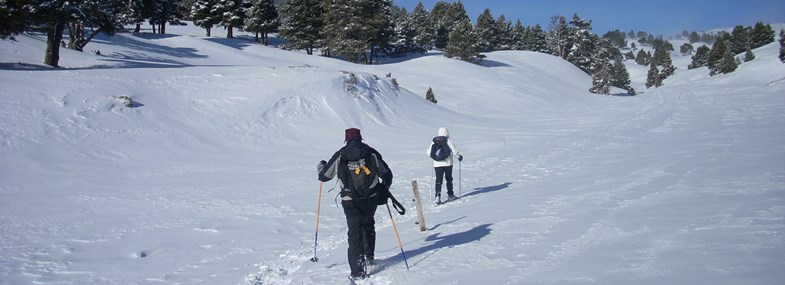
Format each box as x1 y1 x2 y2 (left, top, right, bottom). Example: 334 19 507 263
645 61 661 88
25 0 126 67
495 14 512 50
120 0 147 34
635 49 649 65
589 58 611 94
743 48 755 62
278 0 322 55
610 57 633 94
191 0 221 36
215 0 246 38
510 20 526 50
688 44 710 69
711 49 739 76
430 1 469 50
655 47 675 79
0 0 28 40
474 8 497 52
779 31 785 63
409 2 433 52
445 18 481 64
426 87 437 103
727 25 750 54
546 15 569 58
750 21 775 49
680 43 694 54
529 24 548 53
322 0 393 63
566 13 598 74
707 37 727 71
244 0 278 45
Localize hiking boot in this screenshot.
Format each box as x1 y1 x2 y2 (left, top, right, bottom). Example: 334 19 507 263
448 194 457 200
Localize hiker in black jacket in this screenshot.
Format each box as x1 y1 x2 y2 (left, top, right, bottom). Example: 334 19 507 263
318 128 393 280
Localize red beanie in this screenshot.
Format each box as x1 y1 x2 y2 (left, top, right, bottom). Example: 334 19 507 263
345 128 362 141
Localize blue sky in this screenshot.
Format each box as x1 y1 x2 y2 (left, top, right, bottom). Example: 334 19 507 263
393 0 785 36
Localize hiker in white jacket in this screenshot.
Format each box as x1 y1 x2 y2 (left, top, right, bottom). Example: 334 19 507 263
427 127 462 203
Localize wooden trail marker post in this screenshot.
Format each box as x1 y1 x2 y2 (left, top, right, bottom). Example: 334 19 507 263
411 180 426 232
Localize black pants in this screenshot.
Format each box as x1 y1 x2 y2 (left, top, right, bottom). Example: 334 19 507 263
342 199 378 277
434 165 454 196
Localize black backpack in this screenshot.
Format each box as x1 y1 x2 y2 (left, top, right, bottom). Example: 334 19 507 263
430 136 451 161
338 141 381 200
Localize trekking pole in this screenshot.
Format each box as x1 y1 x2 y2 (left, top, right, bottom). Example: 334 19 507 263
459 160 462 197
386 203 410 270
310 181 323 262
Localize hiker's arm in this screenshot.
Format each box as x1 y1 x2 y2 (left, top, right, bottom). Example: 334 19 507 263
318 151 341 182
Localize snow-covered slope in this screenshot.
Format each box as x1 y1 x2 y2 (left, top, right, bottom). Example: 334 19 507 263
1 25 784 285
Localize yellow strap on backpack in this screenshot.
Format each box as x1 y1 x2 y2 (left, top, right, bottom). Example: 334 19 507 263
354 165 371 175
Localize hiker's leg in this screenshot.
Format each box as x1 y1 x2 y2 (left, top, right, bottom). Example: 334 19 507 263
445 165 454 196
360 202 377 261
434 167 445 197
343 200 365 277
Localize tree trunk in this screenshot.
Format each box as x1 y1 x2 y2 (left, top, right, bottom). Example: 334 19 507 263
44 22 65 67
133 23 141 34
226 26 233 38
205 27 211 37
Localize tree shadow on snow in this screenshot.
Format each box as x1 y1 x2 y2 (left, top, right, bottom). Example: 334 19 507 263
461 182 512 199
383 224 492 268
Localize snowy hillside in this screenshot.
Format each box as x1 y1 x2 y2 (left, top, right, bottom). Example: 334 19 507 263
1 25 784 285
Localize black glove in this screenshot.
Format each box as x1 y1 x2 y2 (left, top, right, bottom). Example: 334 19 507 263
457 155 463 162
317 160 326 174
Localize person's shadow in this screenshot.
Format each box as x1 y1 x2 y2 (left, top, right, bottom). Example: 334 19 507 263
378 224 492 269
461 182 512 198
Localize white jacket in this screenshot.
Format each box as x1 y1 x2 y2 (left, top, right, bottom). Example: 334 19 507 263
427 127 460 167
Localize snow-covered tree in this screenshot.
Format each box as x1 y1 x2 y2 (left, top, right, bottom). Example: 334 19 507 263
645 61 661 88
654 47 675 79
688 44 710 69
119 0 146 34
409 2 434 52
750 22 775 49
707 38 728 71
0 0 29 40
610 57 634 95
474 8 497 52
566 13 598 74
546 15 569 58
321 0 393 64
430 0 469 50
779 30 785 63
727 25 750 54
25 0 125 67
711 48 740 76
495 14 512 50
529 24 548 53
445 18 481 64
426 87 437 103
635 49 650 65
278 0 322 55
321 0 366 62
216 0 247 38
244 0 277 45
743 48 755 62
191 0 221 36
589 44 611 95
510 20 525 50
680 43 694 55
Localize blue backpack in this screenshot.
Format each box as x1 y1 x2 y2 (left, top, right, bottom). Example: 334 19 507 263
430 136 451 161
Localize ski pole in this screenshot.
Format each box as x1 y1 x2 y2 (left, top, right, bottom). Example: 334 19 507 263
310 181 323 262
459 160 462 197
386 203 410 270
